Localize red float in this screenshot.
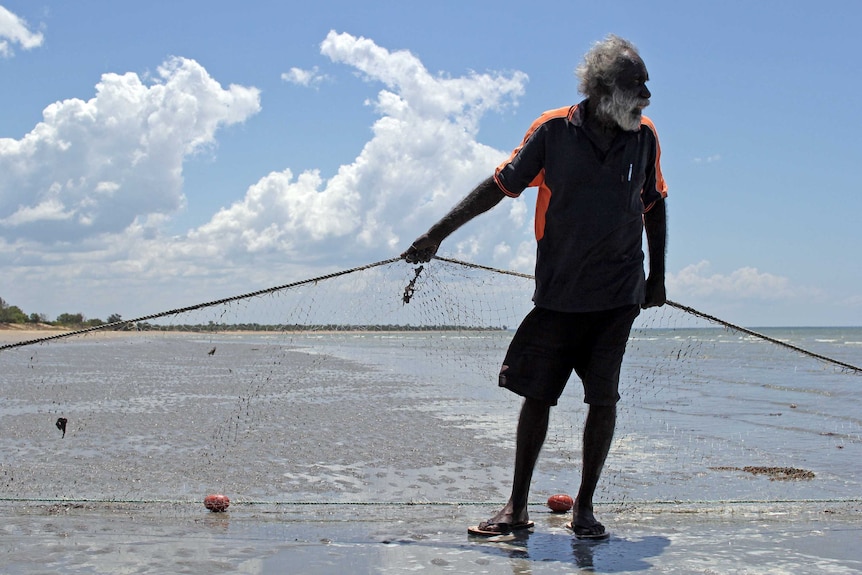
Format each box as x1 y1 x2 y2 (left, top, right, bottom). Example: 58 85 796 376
547 493 574 513
204 493 230 512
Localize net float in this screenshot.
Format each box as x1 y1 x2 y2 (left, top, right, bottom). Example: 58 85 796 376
204 494 230 512
547 494 574 513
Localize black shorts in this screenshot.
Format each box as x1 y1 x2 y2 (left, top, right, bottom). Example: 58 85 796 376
498 305 640 406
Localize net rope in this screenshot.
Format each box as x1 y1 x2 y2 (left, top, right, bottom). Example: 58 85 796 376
433 257 861 373
1 256 860 512
3 255 860 374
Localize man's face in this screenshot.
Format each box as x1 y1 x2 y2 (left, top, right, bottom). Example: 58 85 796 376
597 54 651 131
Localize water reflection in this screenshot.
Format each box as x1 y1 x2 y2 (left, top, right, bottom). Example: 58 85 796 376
465 530 670 573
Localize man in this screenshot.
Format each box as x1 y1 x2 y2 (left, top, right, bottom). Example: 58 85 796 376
402 35 667 540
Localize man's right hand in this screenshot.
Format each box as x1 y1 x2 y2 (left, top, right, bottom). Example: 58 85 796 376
401 233 440 264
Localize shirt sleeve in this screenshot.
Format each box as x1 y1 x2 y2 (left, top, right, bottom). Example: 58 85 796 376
493 113 557 197
640 117 668 212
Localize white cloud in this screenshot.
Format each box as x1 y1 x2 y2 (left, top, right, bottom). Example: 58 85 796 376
0 5 44 57
1 31 535 318
0 198 73 225
0 57 261 242
187 167 361 257
186 31 530 263
281 66 330 88
321 31 527 125
668 260 819 300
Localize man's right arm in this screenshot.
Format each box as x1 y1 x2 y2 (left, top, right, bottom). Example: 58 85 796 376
402 176 506 263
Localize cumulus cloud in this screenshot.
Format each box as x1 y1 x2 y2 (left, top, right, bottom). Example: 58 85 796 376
668 260 818 300
187 31 530 264
2 31 536 317
0 57 261 242
187 167 361 258
0 5 43 57
281 66 330 88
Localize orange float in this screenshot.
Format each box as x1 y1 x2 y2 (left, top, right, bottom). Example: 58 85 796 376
204 493 230 512
547 493 574 513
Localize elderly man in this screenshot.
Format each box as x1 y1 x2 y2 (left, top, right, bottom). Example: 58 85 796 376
403 35 667 540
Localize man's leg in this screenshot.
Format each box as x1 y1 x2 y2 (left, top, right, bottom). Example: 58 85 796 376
573 404 616 537
471 306 570 535
510 397 551 518
474 397 550 531
570 305 637 538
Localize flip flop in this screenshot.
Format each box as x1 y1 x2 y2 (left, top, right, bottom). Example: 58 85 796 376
467 520 535 537
565 520 610 540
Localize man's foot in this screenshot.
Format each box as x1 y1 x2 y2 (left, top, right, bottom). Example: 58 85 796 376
568 499 609 540
467 520 535 536
467 505 532 537
565 520 609 540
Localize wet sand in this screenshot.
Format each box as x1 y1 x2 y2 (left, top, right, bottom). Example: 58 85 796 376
1 500 859 574
2 328 860 573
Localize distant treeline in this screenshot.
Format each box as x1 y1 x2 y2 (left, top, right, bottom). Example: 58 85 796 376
1 296 507 332
0 296 123 328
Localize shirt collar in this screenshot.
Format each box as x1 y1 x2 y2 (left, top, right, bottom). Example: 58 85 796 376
569 99 588 126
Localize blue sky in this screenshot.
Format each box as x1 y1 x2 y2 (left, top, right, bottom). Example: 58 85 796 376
1 0 860 327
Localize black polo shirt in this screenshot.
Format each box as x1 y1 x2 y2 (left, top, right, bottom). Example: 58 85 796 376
494 101 667 313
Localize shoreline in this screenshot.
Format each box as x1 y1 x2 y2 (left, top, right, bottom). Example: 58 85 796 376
0 322 70 331
0 327 483 345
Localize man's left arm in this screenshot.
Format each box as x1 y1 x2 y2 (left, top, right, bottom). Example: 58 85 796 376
643 198 667 308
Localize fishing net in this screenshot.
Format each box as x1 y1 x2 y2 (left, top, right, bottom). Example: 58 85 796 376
1 258 860 516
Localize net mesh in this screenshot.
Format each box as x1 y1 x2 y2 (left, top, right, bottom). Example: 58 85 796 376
1 259 860 513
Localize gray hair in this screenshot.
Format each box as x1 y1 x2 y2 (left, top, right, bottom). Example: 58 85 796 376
576 35 640 97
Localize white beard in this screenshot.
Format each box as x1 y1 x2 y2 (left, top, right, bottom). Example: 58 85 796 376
597 90 649 131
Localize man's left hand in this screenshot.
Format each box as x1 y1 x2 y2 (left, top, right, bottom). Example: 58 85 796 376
642 275 666 309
